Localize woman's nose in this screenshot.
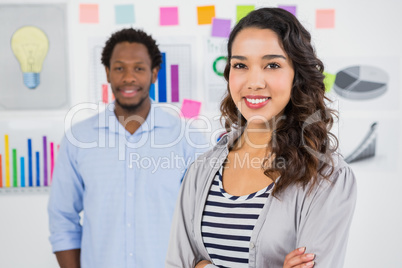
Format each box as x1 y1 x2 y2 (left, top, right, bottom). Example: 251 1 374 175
247 69 266 90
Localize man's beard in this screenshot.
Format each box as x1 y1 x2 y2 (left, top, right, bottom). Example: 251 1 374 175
115 94 147 113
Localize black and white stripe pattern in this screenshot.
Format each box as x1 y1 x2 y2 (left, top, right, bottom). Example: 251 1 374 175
201 167 274 268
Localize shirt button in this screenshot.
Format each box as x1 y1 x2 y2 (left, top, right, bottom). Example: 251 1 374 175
129 253 133 257
250 242 255 249
128 192 132 197
127 223 131 227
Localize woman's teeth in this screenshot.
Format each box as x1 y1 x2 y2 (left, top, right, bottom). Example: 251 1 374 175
246 97 269 104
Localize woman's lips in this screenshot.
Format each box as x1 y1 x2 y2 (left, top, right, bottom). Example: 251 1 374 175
243 96 270 109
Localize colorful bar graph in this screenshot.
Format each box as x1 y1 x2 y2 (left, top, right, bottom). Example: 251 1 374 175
0 154 2 188
5 135 10 187
36 151 40 187
20 157 25 187
102 84 108 103
158 52 167 102
171 65 179 102
50 142 54 183
28 139 33 187
43 136 48 186
0 135 59 191
12 149 17 187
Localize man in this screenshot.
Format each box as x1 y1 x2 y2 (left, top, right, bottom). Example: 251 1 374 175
48 28 208 268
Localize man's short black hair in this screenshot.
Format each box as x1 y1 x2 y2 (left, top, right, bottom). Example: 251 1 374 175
101 28 162 70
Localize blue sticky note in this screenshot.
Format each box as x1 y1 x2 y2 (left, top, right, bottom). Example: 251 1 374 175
115 4 135 24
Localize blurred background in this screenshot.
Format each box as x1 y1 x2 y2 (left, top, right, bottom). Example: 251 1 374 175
0 0 401 267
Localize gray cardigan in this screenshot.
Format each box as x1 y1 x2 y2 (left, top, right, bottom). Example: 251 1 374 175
166 130 356 268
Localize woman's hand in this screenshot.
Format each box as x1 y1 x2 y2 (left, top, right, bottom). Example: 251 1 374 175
195 260 212 268
283 247 315 268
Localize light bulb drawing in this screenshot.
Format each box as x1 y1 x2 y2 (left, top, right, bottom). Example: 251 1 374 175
11 26 49 89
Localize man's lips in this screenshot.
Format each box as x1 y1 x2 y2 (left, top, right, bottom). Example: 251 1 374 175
118 86 140 97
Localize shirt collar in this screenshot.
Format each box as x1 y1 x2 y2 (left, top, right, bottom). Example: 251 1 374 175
96 100 174 132
216 127 244 149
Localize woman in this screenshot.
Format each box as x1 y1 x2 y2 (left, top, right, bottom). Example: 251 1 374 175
166 8 356 268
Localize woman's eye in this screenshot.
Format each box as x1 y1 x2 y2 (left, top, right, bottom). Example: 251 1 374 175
114 67 123 71
232 63 246 69
266 63 280 69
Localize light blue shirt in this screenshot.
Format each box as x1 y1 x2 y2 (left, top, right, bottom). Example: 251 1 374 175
48 102 208 268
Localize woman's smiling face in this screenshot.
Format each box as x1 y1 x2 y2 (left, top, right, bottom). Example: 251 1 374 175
228 27 295 127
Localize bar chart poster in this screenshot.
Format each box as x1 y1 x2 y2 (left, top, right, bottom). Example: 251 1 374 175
204 37 228 111
89 36 196 106
0 120 63 194
153 37 196 104
88 37 114 105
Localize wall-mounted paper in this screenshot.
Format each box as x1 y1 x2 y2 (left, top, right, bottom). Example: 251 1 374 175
181 99 201 119
212 18 231 38
316 9 335 28
0 4 69 110
323 71 336 92
197 5 215 25
115 4 135 24
79 4 99 24
236 5 254 23
278 5 297 17
160 7 179 26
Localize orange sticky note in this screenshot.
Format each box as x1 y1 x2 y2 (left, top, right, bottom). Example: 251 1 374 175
181 99 202 119
197 5 215 25
316 9 335 28
79 4 99 24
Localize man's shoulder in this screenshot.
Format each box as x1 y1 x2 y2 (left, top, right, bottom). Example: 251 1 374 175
152 105 181 128
69 113 99 132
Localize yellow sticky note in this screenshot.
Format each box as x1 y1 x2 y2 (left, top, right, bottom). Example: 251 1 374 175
197 5 215 25
236 5 255 23
323 71 336 92
79 4 99 24
316 9 335 29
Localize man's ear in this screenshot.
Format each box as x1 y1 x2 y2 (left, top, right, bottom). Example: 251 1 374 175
151 67 159 84
105 66 111 83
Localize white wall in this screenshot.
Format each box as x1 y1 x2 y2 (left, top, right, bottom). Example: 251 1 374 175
0 0 401 267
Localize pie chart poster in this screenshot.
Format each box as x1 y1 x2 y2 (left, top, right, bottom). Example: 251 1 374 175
324 57 399 111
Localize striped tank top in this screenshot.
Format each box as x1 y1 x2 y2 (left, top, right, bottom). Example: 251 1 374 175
201 166 274 268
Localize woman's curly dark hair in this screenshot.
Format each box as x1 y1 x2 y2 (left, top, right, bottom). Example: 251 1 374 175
101 28 162 70
220 8 338 196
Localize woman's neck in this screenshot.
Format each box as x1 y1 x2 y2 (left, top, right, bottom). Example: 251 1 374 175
234 125 272 154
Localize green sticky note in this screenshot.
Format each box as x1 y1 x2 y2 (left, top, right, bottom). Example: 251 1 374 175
323 72 336 92
236 5 255 23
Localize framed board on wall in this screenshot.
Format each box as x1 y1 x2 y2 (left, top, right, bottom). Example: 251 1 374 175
0 4 69 110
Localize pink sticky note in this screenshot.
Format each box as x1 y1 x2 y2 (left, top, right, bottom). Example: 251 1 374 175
181 99 202 119
212 18 231 38
316 9 335 28
79 4 99 24
160 7 179 26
